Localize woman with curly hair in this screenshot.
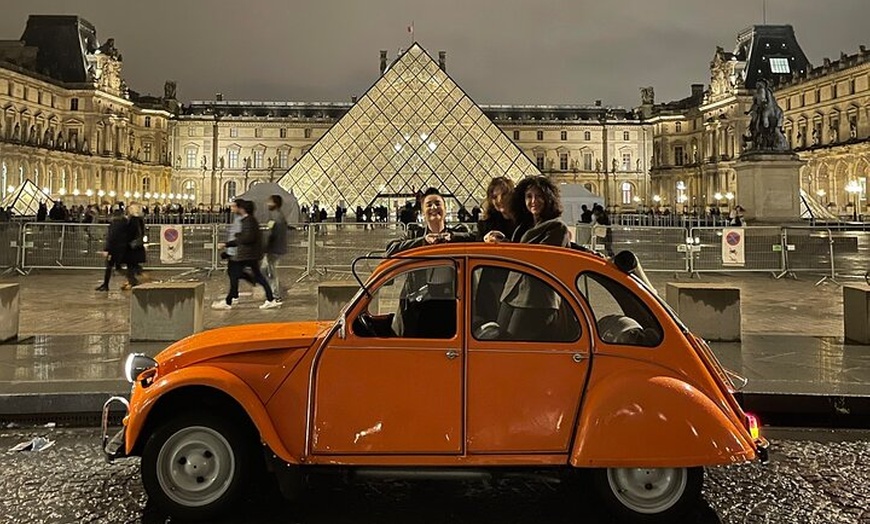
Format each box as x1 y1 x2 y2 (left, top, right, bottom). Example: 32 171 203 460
497 176 570 340
477 176 516 244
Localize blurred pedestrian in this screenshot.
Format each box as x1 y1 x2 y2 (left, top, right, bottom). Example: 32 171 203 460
213 199 280 310
96 210 128 291
262 195 288 302
123 203 147 288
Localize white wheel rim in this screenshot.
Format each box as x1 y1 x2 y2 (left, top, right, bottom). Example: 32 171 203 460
606 467 687 515
156 426 236 508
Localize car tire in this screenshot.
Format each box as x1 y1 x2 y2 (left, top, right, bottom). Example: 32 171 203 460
141 411 259 521
592 466 702 522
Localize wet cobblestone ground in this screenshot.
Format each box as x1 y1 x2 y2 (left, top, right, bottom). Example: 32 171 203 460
0 428 868 524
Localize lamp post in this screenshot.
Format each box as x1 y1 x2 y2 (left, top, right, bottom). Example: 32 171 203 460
845 181 861 221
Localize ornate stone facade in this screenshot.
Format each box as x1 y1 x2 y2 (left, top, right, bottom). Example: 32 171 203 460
650 25 869 216
0 16 173 207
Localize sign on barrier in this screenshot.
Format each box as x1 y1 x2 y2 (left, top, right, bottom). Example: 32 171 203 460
690 227 784 273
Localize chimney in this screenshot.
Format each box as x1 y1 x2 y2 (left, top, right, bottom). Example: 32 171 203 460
380 50 388 75
215 92 223 102
438 51 447 72
351 95 358 103
595 100 602 107
691 84 704 98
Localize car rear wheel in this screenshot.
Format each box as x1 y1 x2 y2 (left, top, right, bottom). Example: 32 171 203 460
593 467 702 522
141 412 257 520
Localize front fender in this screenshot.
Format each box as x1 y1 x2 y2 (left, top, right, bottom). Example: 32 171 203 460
125 366 299 464
570 368 756 468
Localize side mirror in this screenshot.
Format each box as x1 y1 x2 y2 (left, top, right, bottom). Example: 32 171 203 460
613 250 638 273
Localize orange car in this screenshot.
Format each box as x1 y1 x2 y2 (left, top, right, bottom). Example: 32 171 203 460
102 244 767 522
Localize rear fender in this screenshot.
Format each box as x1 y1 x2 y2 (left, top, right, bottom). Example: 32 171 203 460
126 366 299 464
570 370 756 468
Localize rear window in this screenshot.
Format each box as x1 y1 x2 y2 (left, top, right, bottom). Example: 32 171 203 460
576 272 663 347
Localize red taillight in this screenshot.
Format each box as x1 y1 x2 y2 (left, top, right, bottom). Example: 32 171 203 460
746 413 760 440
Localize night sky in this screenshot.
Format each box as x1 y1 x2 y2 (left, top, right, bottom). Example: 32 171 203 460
1 0 867 107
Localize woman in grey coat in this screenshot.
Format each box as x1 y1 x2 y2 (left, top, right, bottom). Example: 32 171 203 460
497 176 570 340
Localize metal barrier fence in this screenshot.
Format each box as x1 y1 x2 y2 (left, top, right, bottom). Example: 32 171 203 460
576 225 689 272
782 228 835 280
0 223 21 269
6 222 868 282
689 226 785 274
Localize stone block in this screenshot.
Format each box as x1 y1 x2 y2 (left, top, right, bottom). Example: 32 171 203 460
665 283 741 342
0 284 20 342
734 154 806 223
318 281 372 321
844 285 870 345
131 282 204 342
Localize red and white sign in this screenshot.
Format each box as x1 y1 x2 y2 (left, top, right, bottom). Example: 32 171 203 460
160 226 183 264
722 228 745 267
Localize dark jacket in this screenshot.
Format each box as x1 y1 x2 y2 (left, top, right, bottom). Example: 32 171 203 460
476 212 514 242
104 216 128 261
265 210 288 256
501 218 570 310
125 216 147 264
226 214 263 261
386 223 473 256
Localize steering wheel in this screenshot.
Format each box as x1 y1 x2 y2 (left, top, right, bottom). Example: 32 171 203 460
355 312 377 337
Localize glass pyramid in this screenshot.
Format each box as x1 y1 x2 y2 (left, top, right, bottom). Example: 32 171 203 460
278 43 540 210
0 179 53 217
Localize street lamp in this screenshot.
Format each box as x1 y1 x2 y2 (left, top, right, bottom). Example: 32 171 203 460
845 180 861 221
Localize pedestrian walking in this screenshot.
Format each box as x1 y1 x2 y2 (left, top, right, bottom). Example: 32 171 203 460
213 199 280 310
123 204 147 288
96 210 127 291
262 194 288 302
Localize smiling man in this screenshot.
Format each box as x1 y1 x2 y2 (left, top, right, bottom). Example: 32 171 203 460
385 187 473 256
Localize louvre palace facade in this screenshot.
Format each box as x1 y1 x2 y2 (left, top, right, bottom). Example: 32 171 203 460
1 15 867 216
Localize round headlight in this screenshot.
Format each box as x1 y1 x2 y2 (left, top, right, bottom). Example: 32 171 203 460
124 353 158 383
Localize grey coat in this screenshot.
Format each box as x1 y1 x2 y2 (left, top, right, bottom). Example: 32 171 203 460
265 210 288 256
500 218 570 310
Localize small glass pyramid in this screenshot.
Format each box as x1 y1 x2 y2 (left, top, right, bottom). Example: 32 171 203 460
278 43 540 210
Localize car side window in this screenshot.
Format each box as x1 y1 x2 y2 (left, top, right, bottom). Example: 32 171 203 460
354 265 457 339
471 266 581 343
576 272 663 347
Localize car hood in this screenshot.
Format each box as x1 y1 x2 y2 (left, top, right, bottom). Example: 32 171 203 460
155 321 333 373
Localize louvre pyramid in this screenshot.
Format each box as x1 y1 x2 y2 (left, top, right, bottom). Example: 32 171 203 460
0 179 54 216
277 43 540 209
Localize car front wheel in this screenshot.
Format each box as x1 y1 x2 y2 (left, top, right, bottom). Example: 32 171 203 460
141 412 257 520
593 466 702 522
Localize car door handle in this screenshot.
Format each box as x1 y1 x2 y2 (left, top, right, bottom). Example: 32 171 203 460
445 350 460 360
572 353 586 363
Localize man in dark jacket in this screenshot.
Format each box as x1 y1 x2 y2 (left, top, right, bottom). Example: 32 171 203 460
262 195 288 302
214 200 279 310
123 204 147 288
96 210 128 291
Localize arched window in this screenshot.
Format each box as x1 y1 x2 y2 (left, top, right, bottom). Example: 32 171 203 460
621 182 634 205
182 180 196 201
225 180 237 202
142 176 152 194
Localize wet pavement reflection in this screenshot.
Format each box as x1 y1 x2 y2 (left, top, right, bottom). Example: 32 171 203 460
0 428 868 524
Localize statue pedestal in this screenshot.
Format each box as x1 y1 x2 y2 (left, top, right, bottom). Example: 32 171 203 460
735 153 805 223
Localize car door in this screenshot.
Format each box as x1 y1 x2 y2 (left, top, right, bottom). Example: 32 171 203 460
466 261 591 453
310 260 464 455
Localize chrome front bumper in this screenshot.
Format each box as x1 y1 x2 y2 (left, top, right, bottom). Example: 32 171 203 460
101 396 130 463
